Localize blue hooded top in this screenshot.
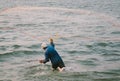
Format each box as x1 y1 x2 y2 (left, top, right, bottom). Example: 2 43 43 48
43 42 65 67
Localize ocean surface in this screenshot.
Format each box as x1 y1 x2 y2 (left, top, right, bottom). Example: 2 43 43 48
0 0 120 81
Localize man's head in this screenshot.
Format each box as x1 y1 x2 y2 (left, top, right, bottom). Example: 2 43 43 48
41 42 47 49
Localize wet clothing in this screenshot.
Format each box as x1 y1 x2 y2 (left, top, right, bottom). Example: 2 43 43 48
43 42 65 69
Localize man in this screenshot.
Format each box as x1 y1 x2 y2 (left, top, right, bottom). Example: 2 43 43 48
39 38 65 72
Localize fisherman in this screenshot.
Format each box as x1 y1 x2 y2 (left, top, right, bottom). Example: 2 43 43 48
39 38 65 72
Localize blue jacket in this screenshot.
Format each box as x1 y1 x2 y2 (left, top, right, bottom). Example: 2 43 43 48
43 42 65 66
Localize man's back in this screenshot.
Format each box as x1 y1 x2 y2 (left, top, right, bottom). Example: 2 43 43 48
45 45 63 65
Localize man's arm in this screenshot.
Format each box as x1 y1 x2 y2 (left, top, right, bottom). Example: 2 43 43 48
43 51 49 63
49 38 55 47
40 51 49 64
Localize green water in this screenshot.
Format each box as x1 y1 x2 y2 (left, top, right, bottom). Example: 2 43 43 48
0 0 120 81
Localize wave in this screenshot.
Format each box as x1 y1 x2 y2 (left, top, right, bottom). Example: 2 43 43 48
0 50 41 58
111 31 120 34
15 24 37 27
89 41 120 48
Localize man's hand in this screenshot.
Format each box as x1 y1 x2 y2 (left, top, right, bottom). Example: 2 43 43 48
39 60 44 63
49 38 53 43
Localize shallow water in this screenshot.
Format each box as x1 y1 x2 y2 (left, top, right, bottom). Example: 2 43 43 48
0 0 120 81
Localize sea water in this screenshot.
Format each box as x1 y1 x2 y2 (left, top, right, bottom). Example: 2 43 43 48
0 0 120 81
